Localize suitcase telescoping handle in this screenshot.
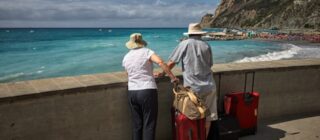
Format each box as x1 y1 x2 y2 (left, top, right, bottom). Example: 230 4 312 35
243 72 255 103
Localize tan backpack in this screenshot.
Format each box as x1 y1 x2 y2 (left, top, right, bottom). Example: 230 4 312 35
173 84 210 120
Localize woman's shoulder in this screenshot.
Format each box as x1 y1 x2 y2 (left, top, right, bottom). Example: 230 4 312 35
140 47 155 54
141 47 153 51
125 47 155 57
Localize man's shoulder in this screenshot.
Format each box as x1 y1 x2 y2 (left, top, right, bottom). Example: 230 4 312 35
179 39 190 45
195 39 210 47
181 38 210 46
178 38 198 46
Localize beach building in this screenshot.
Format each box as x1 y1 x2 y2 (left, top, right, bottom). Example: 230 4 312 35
210 32 227 37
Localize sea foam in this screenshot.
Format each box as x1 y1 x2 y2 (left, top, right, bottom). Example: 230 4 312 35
235 44 302 63
0 72 25 82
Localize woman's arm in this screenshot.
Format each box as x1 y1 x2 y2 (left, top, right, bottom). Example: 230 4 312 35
155 60 176 77
150 54 178 83
167 60 176 70
165 60 176 75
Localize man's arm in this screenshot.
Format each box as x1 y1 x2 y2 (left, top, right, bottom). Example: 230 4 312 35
157 42 185 77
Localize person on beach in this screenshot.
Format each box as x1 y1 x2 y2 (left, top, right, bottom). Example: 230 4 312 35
156 23 218 138
122 33 179 140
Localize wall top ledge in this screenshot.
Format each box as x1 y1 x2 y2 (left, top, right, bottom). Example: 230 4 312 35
0 59 319 101
212 59 320 73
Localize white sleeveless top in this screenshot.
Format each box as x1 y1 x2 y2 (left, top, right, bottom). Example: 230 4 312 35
122 47 157 90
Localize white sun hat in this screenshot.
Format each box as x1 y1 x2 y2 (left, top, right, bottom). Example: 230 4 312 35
125 33 147 49
185 23 207 35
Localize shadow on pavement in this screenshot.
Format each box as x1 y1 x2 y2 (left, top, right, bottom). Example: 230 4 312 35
240 124 286 140
240 112 320 140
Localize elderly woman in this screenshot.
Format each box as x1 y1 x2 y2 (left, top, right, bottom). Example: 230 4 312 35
122 33 178 140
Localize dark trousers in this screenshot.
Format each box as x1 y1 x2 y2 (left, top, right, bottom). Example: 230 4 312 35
128 89 158 140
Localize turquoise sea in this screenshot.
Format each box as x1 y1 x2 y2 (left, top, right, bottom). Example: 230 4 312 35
1 28 320 83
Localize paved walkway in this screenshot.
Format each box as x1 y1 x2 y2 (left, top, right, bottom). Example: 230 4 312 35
240 115 320 140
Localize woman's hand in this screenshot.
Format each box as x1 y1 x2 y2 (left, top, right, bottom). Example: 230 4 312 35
150 54 178 83
153 72 164 78
171 77 180 84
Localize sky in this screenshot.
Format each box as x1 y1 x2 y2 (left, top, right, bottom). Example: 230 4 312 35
0 0 220 28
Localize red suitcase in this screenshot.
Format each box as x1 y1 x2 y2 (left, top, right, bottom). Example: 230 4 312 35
173 111 206 140
224 72 260 136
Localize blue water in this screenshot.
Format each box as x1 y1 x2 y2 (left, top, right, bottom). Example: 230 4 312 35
1 28 319 83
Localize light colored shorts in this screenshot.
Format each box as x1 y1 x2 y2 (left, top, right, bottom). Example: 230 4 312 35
197 90 218 121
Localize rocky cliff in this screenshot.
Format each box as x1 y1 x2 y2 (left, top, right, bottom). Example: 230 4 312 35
201 0 320 30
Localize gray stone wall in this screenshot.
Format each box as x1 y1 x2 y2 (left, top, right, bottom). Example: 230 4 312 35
0 59 319 140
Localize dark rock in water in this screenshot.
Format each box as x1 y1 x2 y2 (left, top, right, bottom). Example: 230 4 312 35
200 0 320 30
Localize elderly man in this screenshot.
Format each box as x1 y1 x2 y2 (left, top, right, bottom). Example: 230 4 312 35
159 23 218 138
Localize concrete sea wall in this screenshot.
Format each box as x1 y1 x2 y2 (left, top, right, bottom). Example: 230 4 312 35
0 59 319 140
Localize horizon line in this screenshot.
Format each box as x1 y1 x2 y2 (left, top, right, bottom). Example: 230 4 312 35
0 27 188 29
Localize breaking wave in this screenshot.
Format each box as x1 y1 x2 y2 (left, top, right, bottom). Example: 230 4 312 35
0 70 45 82
235 44 302 63
0 72 26 82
